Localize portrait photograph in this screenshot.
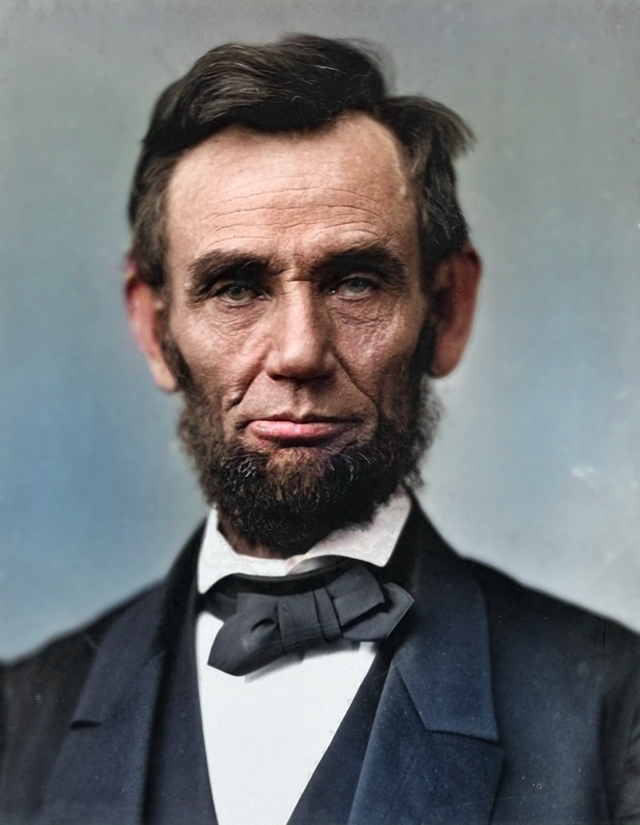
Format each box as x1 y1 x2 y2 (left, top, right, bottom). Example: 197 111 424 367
1 1 640 822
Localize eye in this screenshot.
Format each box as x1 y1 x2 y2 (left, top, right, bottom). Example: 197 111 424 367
215 282 257 305
334 275 378 298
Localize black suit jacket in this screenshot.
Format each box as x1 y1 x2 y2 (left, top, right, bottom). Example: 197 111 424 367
2 504 640 824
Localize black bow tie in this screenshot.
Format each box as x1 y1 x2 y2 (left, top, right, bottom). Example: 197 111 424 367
202 563 413 676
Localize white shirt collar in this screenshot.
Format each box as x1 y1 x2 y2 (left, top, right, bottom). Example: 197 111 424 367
197 488 412 594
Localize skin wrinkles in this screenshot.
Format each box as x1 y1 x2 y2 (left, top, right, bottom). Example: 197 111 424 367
189 213 399 257
156 115 426 454
195 189 399 223
182 281 418 432
127 112 481 556
183 182 406 261
185 246 409 307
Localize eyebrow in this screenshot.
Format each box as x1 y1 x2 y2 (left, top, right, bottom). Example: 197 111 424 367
185 243 410 303
186 251 271 303
320 245 408 288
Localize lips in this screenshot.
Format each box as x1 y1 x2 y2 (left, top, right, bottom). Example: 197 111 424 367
245 417 355 445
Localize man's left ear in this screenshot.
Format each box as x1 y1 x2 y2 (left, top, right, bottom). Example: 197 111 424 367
428 242 482 378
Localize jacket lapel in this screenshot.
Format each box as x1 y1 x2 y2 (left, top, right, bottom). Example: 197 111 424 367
349 505 504 825
35 506 502 825
36 525 205 825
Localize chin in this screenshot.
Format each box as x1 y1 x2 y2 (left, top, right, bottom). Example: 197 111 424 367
265 444 332 464
262 446 340 489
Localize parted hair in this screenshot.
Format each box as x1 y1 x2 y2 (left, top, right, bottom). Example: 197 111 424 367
128 34 475 292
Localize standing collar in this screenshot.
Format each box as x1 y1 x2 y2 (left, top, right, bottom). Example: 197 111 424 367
197 488 412 594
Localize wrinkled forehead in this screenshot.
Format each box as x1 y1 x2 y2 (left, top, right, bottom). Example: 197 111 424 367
164 114 420 273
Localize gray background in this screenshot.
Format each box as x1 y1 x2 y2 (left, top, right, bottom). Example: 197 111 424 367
1 0 639 658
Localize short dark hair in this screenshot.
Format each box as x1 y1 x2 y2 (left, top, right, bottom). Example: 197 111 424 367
128 34 475 293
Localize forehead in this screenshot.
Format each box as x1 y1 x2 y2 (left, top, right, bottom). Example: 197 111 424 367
165 113 418 272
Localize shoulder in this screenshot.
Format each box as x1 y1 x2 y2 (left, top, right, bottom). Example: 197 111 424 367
2 584 161 696
410 502 640 672
0 520 203 762
0 585 166 816
460 555 640 744
456 555 640 814
0 585 163 790
464 555 640 665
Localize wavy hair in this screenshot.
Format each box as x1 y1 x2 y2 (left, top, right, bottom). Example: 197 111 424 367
128 34 475 293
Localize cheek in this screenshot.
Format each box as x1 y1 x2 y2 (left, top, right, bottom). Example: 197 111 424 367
334 310 425 403
168 312 253 406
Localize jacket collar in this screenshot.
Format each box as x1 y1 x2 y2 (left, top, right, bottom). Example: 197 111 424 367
349 501 504 824
391 501 499 740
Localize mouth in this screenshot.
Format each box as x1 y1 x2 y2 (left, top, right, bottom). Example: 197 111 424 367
244 416 359 446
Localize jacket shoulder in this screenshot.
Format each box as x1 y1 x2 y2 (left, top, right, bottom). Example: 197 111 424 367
463 555 640 744
464 555 640 661
0 585 163 815
461 556 640 816
3 584 162 692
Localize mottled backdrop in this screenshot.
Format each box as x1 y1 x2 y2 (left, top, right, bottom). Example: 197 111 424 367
1 0 639 657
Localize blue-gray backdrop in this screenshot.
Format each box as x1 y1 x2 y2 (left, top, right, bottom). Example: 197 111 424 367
1 0 639 657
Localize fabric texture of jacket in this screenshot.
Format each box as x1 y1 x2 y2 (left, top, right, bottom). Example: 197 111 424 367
1 502 640 824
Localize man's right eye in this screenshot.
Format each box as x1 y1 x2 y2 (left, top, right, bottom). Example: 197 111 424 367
215 282 256 305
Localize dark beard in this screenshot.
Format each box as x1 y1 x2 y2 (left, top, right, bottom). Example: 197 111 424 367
164 329 440 556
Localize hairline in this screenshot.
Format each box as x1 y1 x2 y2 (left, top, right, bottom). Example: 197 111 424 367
139 108 432 302
163 111 422 300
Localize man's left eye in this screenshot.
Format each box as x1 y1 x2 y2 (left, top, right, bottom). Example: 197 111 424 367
335 276 377 297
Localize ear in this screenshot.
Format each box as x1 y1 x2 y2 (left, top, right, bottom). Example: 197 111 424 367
428 243 482 378
124 271 178 393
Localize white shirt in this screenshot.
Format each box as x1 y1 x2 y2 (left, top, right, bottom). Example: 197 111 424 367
195 489 412 825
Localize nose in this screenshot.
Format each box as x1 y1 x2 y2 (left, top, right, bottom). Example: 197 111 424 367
264 285 336 382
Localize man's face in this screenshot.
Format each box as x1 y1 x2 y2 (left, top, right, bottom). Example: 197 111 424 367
128 113 479 554
165 114 427 449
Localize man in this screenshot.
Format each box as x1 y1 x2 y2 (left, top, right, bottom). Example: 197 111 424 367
1 34 639 825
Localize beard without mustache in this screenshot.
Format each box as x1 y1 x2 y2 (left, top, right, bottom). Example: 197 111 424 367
163 328 440 556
